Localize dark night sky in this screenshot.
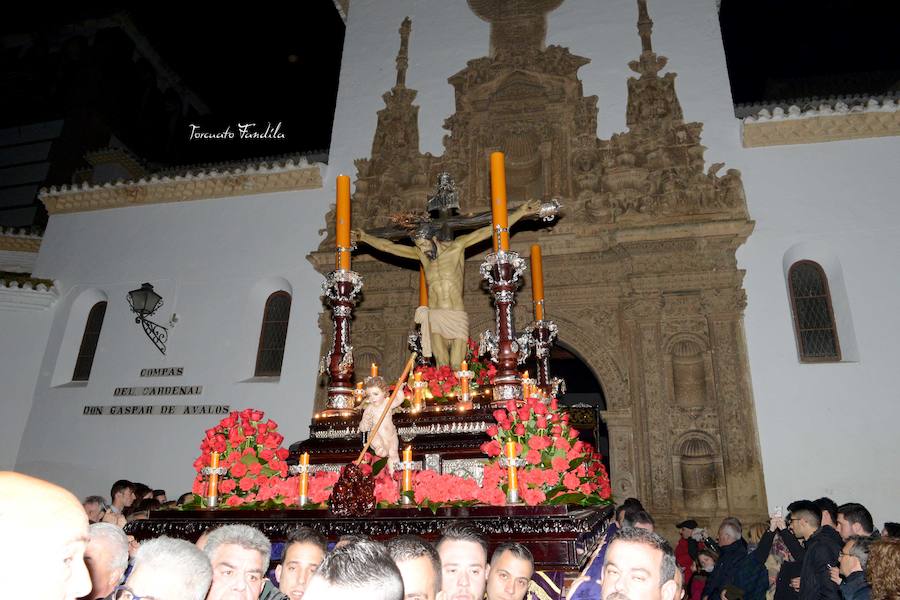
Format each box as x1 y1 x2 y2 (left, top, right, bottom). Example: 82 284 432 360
2 1 897 168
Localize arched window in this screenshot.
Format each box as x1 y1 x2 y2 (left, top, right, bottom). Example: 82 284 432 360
255 291 291 376
72 301 107 381
788 260 841 362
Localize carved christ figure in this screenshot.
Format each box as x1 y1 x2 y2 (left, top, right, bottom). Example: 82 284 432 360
354 198 541 367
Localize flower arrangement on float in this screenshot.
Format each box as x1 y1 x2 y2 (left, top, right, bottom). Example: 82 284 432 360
404 339 496 405
188 397 612 510
186 409 299 508
480 395 612 506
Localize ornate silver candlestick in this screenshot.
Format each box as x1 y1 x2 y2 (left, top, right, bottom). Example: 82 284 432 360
319 268 363 415
479 241 530 406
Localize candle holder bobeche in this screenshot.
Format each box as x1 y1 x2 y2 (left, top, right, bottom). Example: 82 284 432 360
499 453 527 504
289 462 312 506
201 465 227 508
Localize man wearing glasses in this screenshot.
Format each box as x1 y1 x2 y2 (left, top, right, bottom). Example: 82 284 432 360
834 536 874 600
114 536 212 600
786 500 842 600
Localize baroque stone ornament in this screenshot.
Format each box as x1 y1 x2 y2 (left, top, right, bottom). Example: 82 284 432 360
309 1 767 527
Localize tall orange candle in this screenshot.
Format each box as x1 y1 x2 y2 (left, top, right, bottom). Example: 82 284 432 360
418 266 428 306
413 371 423 410
505 440 518 498
402 446 413 493
531 244 545 320
371 363 378 378
207 451 220 498
460 360 469 396
298 452 310 499
335 175 352 270
490 152 509 251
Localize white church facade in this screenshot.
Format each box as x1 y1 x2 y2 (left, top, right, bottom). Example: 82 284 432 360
1 0 898 525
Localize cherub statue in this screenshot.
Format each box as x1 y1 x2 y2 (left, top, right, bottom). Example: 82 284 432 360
358 376 405 474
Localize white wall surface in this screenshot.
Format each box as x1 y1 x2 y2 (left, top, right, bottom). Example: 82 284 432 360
17 180 332 499
0 306 51 470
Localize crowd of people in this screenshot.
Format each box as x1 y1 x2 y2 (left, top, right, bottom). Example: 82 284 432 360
3 472 899 600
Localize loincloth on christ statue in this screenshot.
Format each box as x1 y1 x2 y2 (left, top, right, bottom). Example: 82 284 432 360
414 306 469 357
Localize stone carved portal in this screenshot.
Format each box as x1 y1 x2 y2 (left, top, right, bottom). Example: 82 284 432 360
309 0 767 524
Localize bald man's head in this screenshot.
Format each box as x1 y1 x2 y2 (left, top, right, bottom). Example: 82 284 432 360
0 472 92 600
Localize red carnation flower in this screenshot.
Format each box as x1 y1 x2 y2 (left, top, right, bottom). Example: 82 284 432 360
522 487 546 506
238 476 256 492
259 448 275 462
525 450 542 465
275 448 289 461
551 455 569 472
225 495 244 507
230 462 248 478
486 425 499 437
481 440 502 457
218 479 236 494
563 472 580 491
505 399 518 413
514 424 526 436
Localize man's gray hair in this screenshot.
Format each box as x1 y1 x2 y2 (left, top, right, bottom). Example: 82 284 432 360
607 527 677 585
83 495 107 507
719 518 742 542
847 535 876 570
89 522 129 573
132 536 212 600
387 535 442 595
203 524 271 567
313 539 403 600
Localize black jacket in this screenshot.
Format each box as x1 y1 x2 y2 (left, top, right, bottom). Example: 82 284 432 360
704 538 769 600
798 527 842 600
751 528 803 600
839 572 871 600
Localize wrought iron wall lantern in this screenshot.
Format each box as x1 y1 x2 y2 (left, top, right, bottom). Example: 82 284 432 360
127 283 168 355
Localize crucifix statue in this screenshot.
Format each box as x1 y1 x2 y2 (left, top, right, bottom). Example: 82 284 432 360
353 173 558 367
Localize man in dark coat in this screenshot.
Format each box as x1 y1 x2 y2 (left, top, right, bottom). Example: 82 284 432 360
788 500 842 600
837 535 874 600
703 519 768 600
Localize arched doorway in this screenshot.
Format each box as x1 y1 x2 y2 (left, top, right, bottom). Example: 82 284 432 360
528 342 610 476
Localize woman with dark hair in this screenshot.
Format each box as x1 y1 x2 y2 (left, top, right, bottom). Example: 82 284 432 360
867 537 900 600
882 522 900 538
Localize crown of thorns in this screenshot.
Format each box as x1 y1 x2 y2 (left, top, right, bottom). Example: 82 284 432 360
389 212 436 240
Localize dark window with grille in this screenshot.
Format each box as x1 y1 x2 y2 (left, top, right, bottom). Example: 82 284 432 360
255 292 291 376
788 261 841 362
72 301 107 381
